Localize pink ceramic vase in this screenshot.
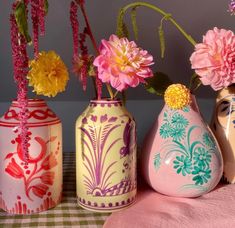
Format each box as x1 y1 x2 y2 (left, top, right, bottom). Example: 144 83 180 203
0 99 62 214
142 95 223 197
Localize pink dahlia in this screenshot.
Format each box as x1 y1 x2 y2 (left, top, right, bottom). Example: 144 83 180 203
93 34 154 91
190 27 235 91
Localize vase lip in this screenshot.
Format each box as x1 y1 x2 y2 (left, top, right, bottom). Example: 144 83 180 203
12 99 46 107
90 98 122 104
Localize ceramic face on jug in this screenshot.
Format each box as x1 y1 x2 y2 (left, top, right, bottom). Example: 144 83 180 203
0 99 62 214
76 99 137 212
211 86 235 183
141 84 223 197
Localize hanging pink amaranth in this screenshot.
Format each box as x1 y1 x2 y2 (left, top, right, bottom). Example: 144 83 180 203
70 1 79 59
10 13 29 163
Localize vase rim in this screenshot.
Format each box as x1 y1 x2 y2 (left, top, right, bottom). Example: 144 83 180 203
90 98 122 104
12 99 46 107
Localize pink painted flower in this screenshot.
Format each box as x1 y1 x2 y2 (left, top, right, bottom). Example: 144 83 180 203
190 27 235 91
93 35 154 91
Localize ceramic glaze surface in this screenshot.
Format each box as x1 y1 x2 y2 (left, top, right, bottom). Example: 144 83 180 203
76 100 137 212
211 87 235 183
0 100 62 214
142 96 223 197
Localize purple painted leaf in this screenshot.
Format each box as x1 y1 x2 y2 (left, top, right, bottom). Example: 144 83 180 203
100 114 108 123
90 115 97 122
82 117 88 124
108 117 117 123
119 121 131 157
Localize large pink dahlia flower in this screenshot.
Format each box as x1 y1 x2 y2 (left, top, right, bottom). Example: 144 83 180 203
93 34 154 91
190 27 235 91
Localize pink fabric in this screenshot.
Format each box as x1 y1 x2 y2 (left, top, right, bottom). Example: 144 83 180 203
104 184 235 228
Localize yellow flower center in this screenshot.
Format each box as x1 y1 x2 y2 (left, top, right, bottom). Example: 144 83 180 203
164 84 191 109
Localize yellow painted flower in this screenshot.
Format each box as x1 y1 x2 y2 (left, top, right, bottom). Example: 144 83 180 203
164 84 191 109
27 51 69 97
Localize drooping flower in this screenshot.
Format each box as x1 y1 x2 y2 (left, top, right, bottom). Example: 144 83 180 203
27 51 69 97
164 84 191 109
190 27 235 91
93 34 154 91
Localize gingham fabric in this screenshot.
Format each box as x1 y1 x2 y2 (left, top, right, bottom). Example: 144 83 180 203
0 152 110 227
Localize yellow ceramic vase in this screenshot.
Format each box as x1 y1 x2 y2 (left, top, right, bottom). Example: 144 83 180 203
211 86 235 183
75 99 137 212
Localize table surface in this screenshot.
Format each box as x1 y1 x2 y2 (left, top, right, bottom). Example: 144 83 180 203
0 152 110 228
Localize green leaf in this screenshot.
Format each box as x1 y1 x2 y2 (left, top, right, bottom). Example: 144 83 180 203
14 1 31 43
122 91 126 106
145 72 173 96
189 73 201 92
44 0 49 15
158 26 165 58
131 7 138 40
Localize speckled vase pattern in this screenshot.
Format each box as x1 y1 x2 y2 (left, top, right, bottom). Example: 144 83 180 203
142 95 223 197
0 99 62 214
75 99 137 212
211 86 235 183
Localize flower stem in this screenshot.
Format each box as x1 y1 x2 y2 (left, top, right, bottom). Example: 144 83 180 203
76 0 114 99
106 84 114 99
117 2 197 47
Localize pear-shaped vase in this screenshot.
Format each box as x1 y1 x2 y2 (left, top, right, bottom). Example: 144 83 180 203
142 95 223 197
211 86 235 183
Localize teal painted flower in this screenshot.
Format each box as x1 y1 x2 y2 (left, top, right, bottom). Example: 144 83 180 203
171 113 189 128
160 123 172 139
154 153 161 171
193 147 211 168
170 127 186 141
182 106 190 112
173 155 192 176
203 133 216 149
192 166 211 185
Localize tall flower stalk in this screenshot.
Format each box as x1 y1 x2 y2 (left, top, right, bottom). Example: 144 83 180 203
10 0 48 163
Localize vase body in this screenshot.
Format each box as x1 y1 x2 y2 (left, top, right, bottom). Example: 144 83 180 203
0 99 62 214
211 87 235 183
142 95 223 197
76 99 137 212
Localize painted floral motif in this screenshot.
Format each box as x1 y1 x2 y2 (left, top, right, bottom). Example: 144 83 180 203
192 166 211 185
154 153 161 171
5 132 59 200
80 114 135 196
173 155 192 176
193 147 211 168
158 108 217 186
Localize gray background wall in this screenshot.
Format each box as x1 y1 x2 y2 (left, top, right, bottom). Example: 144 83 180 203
0 0 232 151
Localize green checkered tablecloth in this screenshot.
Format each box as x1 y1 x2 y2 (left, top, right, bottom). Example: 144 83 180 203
0 152 110 227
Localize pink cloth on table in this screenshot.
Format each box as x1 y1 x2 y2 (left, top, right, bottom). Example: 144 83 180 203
103 184 235 228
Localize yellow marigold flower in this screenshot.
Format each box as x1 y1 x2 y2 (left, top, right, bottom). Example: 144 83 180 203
27 51 69 97
164 84 191 109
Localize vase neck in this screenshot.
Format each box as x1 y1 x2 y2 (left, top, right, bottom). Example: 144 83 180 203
12 99 47 108
89 99 123 108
